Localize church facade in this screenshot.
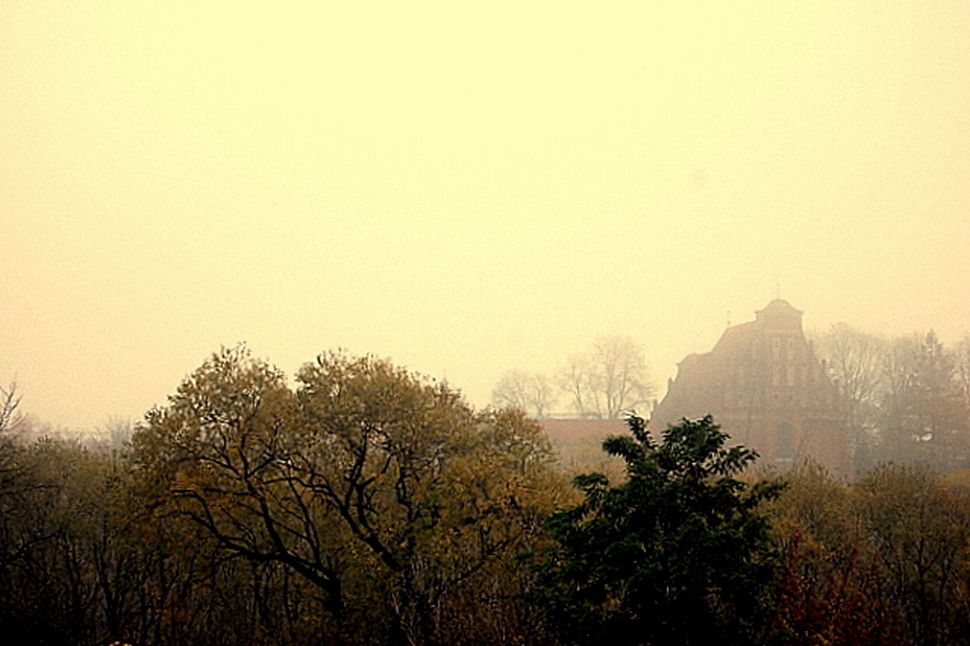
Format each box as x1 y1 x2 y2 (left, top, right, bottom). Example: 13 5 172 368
650 299 849 476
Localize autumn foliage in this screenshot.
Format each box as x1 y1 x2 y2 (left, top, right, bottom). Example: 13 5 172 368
1 348 969 644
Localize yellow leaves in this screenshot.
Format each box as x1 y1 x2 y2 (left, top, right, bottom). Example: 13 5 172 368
126 345 570 642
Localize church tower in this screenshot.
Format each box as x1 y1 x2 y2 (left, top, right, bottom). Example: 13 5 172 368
651 299 848 476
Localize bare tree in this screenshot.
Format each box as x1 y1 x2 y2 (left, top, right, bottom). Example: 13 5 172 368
880 334 921 420
814 324 887 434
0 382 22 435
491 370 557 418
559 355 595 418
0 382 22 524
953 336 970 411
559 336 653 419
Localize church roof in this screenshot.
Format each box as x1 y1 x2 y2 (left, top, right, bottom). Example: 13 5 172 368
756 298 803 318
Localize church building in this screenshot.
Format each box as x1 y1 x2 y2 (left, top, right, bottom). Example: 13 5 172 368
650 299 849 476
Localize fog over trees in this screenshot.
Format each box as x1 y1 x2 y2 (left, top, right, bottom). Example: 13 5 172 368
4 1 969 642
491 370 557 418
3 343 970 643
492 335 654 419
812 326 970 473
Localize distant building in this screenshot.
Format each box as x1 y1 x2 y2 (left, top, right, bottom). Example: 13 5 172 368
650 299 849 476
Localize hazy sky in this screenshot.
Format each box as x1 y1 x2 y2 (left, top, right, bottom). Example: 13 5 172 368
3 2 969 429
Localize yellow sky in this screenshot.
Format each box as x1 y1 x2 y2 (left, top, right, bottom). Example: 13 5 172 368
2 1 969 429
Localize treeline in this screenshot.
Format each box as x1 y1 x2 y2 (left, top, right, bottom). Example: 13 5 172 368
1 349 969 645
813 326 970 473
492 335 653 419
772 462 970 644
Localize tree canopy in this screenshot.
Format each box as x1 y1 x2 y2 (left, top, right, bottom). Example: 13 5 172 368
131 346 564 644
4 343 970 644
538 415 783 646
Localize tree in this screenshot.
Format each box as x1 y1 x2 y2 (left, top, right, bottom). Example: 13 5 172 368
814 324 886 426
0 382 22 435
491 370 557 418
953 335 970 412
293 351 555 642
769 462 905 644
879 332 970 471
813 324 887 472
559 336 653 419
538 415 783 645
0 383 21 518
856 464 970 645
132 346 561 644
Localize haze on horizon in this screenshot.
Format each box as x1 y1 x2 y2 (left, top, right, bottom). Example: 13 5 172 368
2 1 969 430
